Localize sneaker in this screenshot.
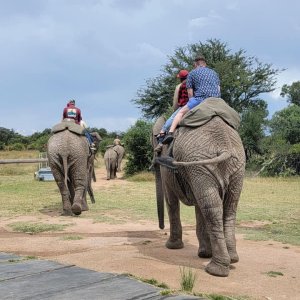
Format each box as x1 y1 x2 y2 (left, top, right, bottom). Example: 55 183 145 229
162 133 174 144
154 143 163 153
156 132 166 144
91 143 96 151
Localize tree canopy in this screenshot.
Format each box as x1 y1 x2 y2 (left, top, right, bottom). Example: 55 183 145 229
280 81 300 106
133 39 281 118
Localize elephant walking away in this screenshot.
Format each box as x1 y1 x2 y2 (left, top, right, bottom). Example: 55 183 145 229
104 145 118 180
152 98 245 277
113 144 125 172
47 121 101 216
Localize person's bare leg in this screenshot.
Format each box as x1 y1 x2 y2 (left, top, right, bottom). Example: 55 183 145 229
169 105 189 133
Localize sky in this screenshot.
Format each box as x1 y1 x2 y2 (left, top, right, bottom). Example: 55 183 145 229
1 0 299 135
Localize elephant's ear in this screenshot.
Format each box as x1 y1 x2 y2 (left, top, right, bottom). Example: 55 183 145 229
153 116 166 137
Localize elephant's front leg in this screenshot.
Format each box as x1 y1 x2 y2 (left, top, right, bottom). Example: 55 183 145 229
195 205 212 258
165 189 184 249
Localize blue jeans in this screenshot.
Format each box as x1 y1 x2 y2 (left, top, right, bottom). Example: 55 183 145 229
162 107 182 132
186 97 204 109
85 131 94 145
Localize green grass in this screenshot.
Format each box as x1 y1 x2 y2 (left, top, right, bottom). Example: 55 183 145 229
237 177 300 245
195 294 251 300
61 235 83 240
8 222 70 234
179 266 196 292
265 271 284 277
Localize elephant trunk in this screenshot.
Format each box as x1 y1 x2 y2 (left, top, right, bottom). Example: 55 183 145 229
154 163 164 229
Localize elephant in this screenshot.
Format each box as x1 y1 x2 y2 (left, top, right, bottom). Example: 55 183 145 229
152 101 245 277
47 123 101 216
113 144 125 172
104 145 118 180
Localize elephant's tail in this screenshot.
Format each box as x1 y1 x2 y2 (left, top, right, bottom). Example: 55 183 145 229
173 151 231 166
62 155 69 192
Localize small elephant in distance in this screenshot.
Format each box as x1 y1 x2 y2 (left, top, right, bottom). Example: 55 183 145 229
104 145 118 180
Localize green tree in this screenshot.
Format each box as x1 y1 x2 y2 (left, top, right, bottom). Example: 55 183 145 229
280 81 300 106
239 101 268 160
269 105 300 145
133 39 281 118
0 127 17 145
122 120 153 176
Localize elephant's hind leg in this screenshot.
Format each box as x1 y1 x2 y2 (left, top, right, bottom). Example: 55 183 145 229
195 181 230 277
223 168 244 264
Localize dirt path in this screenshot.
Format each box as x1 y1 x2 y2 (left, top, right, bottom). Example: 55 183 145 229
0 168 299 300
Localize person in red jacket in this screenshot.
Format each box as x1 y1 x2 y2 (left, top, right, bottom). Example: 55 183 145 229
154 70 189 152
62 99 96 151
62 99 82 124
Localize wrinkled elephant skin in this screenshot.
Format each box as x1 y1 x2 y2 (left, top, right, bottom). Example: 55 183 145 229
47 130 98 216
104 147 118 180
152 116 245 277
113 145 125 172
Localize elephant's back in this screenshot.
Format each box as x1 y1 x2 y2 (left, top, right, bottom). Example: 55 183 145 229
174 116 245 166
48 130 88 156
104 148 118 159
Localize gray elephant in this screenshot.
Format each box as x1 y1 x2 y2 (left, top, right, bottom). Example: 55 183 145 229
104 145 118 180
152 98 245 277
47 122 101 216
113 144 125 172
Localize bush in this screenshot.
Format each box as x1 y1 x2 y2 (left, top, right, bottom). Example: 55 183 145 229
259 144 300 176
123 120 153 176
98 137 115 156
9 143 25 151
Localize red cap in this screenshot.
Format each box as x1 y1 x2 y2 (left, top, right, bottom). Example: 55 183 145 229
177 70 189 79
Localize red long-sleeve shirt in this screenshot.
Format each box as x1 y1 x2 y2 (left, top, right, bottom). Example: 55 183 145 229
63 103 82 124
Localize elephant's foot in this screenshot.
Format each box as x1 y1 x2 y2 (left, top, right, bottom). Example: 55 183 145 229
71 203 82 215
229 252 239 264
198 248 212 258
166 238 184 249
205 260 230 277
61 209 73 216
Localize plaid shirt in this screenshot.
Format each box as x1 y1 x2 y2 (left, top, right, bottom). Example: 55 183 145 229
178 81 189 107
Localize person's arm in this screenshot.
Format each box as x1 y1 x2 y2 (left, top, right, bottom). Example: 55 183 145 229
186 72 194 98
77 109 82 123
172 83 181 110
187 88 194 98
62 108 67 120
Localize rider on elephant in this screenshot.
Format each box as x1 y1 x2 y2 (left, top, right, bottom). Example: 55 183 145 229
62 99 96 151
154 69 189 152
162 54 221 144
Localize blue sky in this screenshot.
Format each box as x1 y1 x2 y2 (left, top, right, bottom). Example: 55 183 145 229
1 0 299 135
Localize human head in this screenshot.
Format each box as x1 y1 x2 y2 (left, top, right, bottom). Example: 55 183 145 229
177 70 189 81
193 54 206 67
69 99 75 105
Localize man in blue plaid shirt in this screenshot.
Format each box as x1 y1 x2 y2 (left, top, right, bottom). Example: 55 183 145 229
163 54 221 144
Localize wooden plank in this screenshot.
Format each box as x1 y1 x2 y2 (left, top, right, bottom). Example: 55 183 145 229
0 158 48 164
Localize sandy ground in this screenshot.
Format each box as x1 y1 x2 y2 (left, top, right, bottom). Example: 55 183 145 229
0 168 299 300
